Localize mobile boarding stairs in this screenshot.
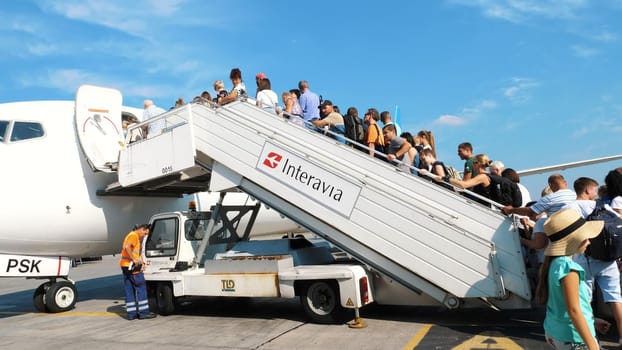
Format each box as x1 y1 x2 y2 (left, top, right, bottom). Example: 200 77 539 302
115 98 531 310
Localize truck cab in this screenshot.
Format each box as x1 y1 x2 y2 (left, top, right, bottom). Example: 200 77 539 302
143 200 373 324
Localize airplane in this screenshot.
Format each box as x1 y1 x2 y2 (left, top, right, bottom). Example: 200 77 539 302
0 85 302 313
516 155 622 176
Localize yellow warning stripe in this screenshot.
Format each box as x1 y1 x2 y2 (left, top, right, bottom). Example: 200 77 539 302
402 324 433 350
0 311 122 317
44 311 121 317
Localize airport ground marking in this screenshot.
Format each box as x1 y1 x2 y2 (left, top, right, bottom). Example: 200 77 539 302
451 331 522 350
1 311 121 317
402 323 433 350
48 311 122 317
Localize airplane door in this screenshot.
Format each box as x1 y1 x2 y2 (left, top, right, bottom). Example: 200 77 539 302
75 85 125 172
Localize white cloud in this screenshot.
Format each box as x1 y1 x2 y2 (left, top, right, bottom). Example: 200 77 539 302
571 126 591 137
27 43 58 56
36 0 191 41
503 77 539 102
17 69 91 92
10 21 39 35
479 99 497 109
149 0 185 16
16 68 174 99
571 44 600 58
591 30 618 42
433 100 495 126
448 0 588 23
436 114 466 126
39 1 150 39
30 0 227 77
462 99 497 116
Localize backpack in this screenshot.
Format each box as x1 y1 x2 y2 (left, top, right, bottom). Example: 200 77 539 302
585 204 622 261
487 174 522 207
343 113 365 145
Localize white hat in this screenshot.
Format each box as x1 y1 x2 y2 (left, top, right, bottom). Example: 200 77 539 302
543 209 603 256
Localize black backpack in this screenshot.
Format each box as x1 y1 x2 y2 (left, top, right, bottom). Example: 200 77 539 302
487 174 522 207
586 204 622 261
343 113 365 145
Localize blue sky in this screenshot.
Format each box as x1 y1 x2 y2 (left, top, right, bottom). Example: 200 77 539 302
2 0 622 198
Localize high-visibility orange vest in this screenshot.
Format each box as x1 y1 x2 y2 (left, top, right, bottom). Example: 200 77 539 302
119 230 141 268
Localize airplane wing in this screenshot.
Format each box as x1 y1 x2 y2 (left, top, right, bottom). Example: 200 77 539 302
516 154 622 177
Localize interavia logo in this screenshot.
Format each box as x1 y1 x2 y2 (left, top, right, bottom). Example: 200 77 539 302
257 143 361 217
263 152 282 169
262 152 343 202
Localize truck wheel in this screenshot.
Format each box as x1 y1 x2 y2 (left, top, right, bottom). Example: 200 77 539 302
301 281 347 324
147 282 158 313
156 283 175 315
33 282 50 312
45 281 77 313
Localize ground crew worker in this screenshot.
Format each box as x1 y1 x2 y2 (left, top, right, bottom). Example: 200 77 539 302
119 224 156 320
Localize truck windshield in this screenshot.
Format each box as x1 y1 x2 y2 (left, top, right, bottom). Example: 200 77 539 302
145 217 178 257
184 219 211 241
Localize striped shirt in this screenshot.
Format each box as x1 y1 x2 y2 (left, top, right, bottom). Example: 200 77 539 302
530 188 576 215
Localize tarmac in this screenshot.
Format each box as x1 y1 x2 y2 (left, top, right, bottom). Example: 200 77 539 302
1 255 620 349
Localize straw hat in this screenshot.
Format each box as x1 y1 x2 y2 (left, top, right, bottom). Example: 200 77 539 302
543 209 604 256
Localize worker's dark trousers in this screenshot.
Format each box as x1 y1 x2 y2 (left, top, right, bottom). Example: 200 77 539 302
121 267 149 319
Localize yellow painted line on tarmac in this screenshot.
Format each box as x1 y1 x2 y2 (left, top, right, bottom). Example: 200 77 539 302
402 323 433 350
46 311 122 317
0 311 122 317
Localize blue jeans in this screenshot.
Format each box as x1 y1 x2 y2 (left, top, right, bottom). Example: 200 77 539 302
574 254 622 303
122 267 150 319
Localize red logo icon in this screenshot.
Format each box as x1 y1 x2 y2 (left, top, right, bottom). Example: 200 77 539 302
263 152 282 169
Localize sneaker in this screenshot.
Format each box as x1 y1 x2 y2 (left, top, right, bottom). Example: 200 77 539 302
127 315 138 320
138 312 157 319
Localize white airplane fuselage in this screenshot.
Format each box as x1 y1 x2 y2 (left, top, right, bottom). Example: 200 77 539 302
0 100 188 257
0 100 301 259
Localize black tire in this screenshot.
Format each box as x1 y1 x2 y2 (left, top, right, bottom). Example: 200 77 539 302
33 282 50 313
301 280 348 324
156 283 175 315
45 281 77 313
147 282 158 313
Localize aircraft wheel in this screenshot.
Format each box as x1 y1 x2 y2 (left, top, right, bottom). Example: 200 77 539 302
45 281 77 313
301 280 347 324
33 282 50 312
156 283 175 315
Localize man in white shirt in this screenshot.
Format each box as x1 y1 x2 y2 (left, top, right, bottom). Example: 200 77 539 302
142 99 166 138
503 174 576 250
566 177 622 346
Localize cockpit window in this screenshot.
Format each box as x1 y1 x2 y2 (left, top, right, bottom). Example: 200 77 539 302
0 121 8 142
10 122 44 142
